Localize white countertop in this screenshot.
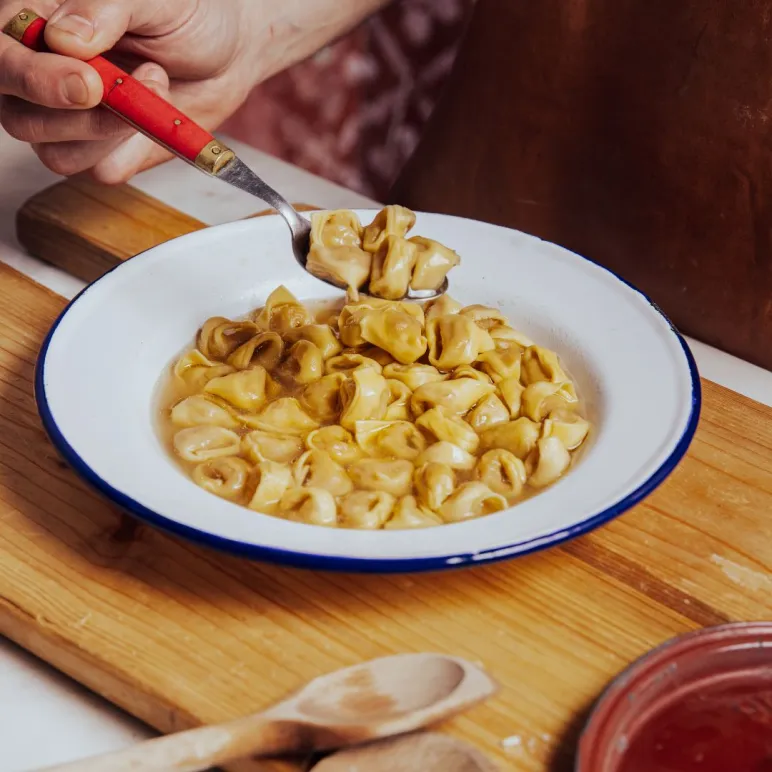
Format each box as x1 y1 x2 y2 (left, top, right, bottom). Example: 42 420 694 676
1 131 770 771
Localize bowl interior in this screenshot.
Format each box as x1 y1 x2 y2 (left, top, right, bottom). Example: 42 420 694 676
38 210 698 568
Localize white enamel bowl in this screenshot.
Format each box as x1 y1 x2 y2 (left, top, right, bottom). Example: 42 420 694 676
36 210 700 573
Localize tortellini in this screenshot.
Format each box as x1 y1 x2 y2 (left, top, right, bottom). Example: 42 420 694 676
293 450 353 497
227 332 283 371
411 378 494 417
426 314 494 370
173 426 241 462
384 496 443 530
307 207 459 298
348 459 415 497
249 460 292 513
409 237 461 292
355 420 427 460
416 407 479 453
280 488 338 527
339 491 396 529
439 483 507 523
204 367 271 412
161 282 590 529
339 367 390 430
254 286 313 335
193 457 251 500
476 450 526 499
171 395 238 429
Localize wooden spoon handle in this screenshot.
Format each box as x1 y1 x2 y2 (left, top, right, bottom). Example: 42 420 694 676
38 714 299 772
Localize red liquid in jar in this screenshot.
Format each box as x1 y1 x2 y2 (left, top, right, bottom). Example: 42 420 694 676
619 683 772 772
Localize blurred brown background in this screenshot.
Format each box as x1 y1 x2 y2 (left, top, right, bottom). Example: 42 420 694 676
221 0 474 200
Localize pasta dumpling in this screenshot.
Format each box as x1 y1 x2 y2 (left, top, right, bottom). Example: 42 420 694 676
161 272 589 530
526 437 572 488
170 395 238 429
192 457 251 500
384 496 443 530
409 237 460 291
205 367 271 412
368 236 418 300
480 417 541 460
227 332 284 371
300 373 347 423
476 449 526 499
348 458 414 497
355 420 427 460
439 482 508 523
284 324 342 360
280 488 338 527
293 450 353 497
415 441 478 471
383 363 446 390
254 286 312 335
277 340 324 385
241 430 304 465
339 491 396 530
173 350 234 393
362 205 416 253
465 393 511 433
359 307 427 364
198 317 258 360
242 398 319 435
414 462 455 511
416 407 480 453
339 367 390 430
384 379 412 421
426 314 495 370
411 378 494 417
173 426 241 462
249 460 293 513
306 425 362 465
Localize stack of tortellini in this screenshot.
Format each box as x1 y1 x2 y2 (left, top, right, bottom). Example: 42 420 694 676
306 205 460 297
164 283 590 530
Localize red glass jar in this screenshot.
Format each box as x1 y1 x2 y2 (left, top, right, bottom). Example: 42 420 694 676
577 622 772 772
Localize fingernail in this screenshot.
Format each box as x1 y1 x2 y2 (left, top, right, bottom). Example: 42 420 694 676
64 73 90 105
50 13 94 42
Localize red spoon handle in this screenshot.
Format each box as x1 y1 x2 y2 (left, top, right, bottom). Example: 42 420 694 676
2 8 234 174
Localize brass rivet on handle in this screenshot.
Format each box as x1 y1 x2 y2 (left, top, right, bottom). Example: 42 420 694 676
194 139 235 174
115 78 123 85
18 12 28 20
173 119 182 126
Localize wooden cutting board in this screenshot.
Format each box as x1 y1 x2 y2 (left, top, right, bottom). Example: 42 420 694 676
2 178 771 771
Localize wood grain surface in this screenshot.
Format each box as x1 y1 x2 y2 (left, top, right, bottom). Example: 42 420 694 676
1 184 771 771
16 175 318 282
391 0 772 373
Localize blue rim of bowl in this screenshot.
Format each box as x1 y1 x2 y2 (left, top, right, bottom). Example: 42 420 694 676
34 217 702 574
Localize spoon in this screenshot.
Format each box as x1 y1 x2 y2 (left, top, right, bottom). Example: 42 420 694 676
37 653 497 772
312 733 500 772
3 9 447 301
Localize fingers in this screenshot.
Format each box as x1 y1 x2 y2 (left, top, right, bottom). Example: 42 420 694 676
26 62 170 181
45 0 199 60
0 35 103 107
91 134 172 185
0 96 129 143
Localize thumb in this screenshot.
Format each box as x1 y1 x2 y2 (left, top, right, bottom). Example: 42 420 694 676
90 62 173 185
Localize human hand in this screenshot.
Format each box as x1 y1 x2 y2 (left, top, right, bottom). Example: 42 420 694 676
0 0 260 182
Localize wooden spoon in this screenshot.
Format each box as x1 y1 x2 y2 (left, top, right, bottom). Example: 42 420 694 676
312 733 500 771
39 653 497 772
